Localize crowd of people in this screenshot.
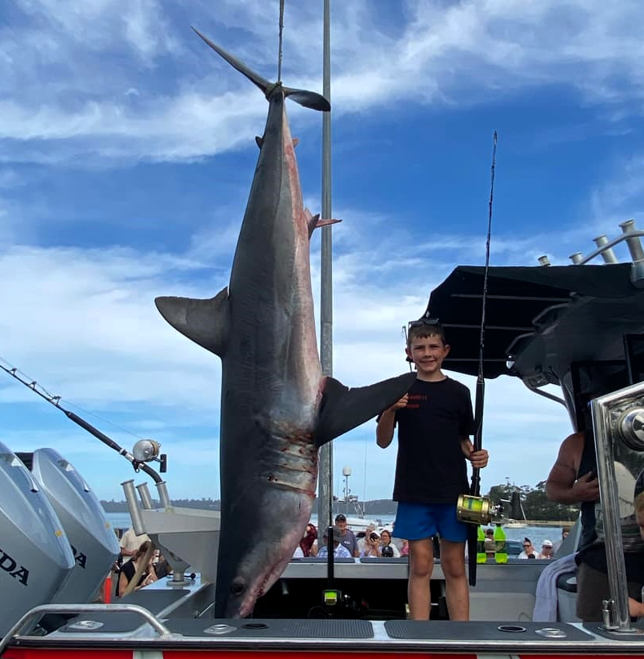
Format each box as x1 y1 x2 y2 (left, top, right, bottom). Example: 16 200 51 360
293 514 409 559
517 536 556 560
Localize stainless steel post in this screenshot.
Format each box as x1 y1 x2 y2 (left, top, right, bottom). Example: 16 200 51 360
136 482 153 509
156 480 171 507
317 0 334 532
121 479 146 535
591 388 638 633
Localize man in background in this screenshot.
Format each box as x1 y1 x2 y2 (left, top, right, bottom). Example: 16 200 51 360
334 514 360 557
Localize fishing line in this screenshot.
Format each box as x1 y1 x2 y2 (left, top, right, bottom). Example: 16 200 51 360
0 355 145 442
0 355 164 481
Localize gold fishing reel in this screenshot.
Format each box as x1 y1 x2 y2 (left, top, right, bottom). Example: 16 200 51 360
456 493 494 525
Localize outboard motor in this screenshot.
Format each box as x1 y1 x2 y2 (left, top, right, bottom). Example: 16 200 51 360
26 448 120 604
0 441 75 638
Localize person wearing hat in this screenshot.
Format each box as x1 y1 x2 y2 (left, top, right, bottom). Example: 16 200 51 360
538 540 554 560
317 526 352 559
334 513 359 557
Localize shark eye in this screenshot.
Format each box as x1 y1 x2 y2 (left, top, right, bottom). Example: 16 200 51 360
230 578 246 596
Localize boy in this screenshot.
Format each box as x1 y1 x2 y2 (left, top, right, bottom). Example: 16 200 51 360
376 317 489 620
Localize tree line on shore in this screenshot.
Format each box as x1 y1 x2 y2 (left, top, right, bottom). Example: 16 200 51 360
101 480 580 521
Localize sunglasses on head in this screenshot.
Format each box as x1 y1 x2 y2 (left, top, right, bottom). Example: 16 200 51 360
408 316 441 330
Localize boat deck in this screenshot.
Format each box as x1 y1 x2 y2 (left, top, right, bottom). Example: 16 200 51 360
3 566 644 657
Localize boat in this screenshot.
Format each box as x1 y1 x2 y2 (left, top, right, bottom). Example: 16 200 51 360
505 493 528 528
3 222 644 657
3 6 644 659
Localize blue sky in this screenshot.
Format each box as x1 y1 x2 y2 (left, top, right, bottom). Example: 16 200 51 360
1 0 644 503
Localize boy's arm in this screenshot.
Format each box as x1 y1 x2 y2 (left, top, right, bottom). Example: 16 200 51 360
460 437 489 468
376 394 408 447
376 408 397 448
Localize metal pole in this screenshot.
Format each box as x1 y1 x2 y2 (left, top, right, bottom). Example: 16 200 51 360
317 0 333 532
591 394 635 632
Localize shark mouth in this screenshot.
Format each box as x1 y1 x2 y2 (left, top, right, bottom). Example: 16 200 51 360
236 558 290 618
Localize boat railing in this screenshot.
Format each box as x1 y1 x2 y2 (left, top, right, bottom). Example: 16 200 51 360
0 603 173 655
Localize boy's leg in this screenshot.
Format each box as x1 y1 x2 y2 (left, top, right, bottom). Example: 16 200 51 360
408 537 435 620
439 539 469 621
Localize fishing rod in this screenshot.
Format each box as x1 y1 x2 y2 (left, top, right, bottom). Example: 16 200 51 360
0 358 166 482
472 130 497 495
456 131 498 587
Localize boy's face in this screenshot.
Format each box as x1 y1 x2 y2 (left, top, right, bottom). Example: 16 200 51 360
406 333 450 378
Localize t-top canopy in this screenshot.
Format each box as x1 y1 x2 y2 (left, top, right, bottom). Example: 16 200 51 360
424 264 636 379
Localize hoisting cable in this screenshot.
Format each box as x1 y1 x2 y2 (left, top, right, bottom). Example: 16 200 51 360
277 0 285 83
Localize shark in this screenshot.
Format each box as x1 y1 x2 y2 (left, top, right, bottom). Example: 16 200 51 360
155 29 415 618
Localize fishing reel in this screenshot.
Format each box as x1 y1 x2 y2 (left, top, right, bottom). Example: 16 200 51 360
456 494 508 525
132 439 167 473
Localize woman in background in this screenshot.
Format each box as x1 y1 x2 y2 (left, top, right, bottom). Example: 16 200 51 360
117 540 157 596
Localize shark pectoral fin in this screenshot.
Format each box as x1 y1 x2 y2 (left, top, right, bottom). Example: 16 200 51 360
315 373 417 446
255 136 264 149
292 138 299 148
155 287 229 357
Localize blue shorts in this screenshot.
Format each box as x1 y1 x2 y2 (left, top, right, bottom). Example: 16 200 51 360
393 502 468 543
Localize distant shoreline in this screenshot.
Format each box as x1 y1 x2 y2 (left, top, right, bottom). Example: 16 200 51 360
100 500 576 524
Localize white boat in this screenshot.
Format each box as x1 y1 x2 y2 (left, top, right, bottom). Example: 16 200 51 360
4 223 644 658
505 521 528 529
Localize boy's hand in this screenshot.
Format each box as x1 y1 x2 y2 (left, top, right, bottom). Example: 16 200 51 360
390 394 408 411
469 448 489 468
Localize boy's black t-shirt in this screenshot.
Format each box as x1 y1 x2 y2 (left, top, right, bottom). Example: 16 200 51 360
393 377 475 505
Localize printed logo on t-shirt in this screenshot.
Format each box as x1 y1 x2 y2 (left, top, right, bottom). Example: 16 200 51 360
406 393 427 409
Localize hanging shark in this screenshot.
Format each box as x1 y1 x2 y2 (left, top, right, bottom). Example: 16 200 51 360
155 29 415 618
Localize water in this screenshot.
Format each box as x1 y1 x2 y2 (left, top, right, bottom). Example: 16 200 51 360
106 511 565 548
106 511 133 531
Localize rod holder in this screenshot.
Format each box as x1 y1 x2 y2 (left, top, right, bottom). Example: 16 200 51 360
593 235 618 263
121 479 146 535
136 482 154 509
569 252 583 264
620 219 644 262
538 255 551 267
156 480 171 507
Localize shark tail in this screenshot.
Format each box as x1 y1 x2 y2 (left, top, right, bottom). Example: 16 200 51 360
315 373 416 446
193 27 330 112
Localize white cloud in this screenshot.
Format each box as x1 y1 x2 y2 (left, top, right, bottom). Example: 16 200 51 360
1 1 644 163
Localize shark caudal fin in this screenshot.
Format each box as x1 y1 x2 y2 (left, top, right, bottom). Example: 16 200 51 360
192 27 330 112
315 373 416 446
155 287 229 358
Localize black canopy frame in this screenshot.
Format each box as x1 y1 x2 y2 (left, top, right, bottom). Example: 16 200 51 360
424 264 636 380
